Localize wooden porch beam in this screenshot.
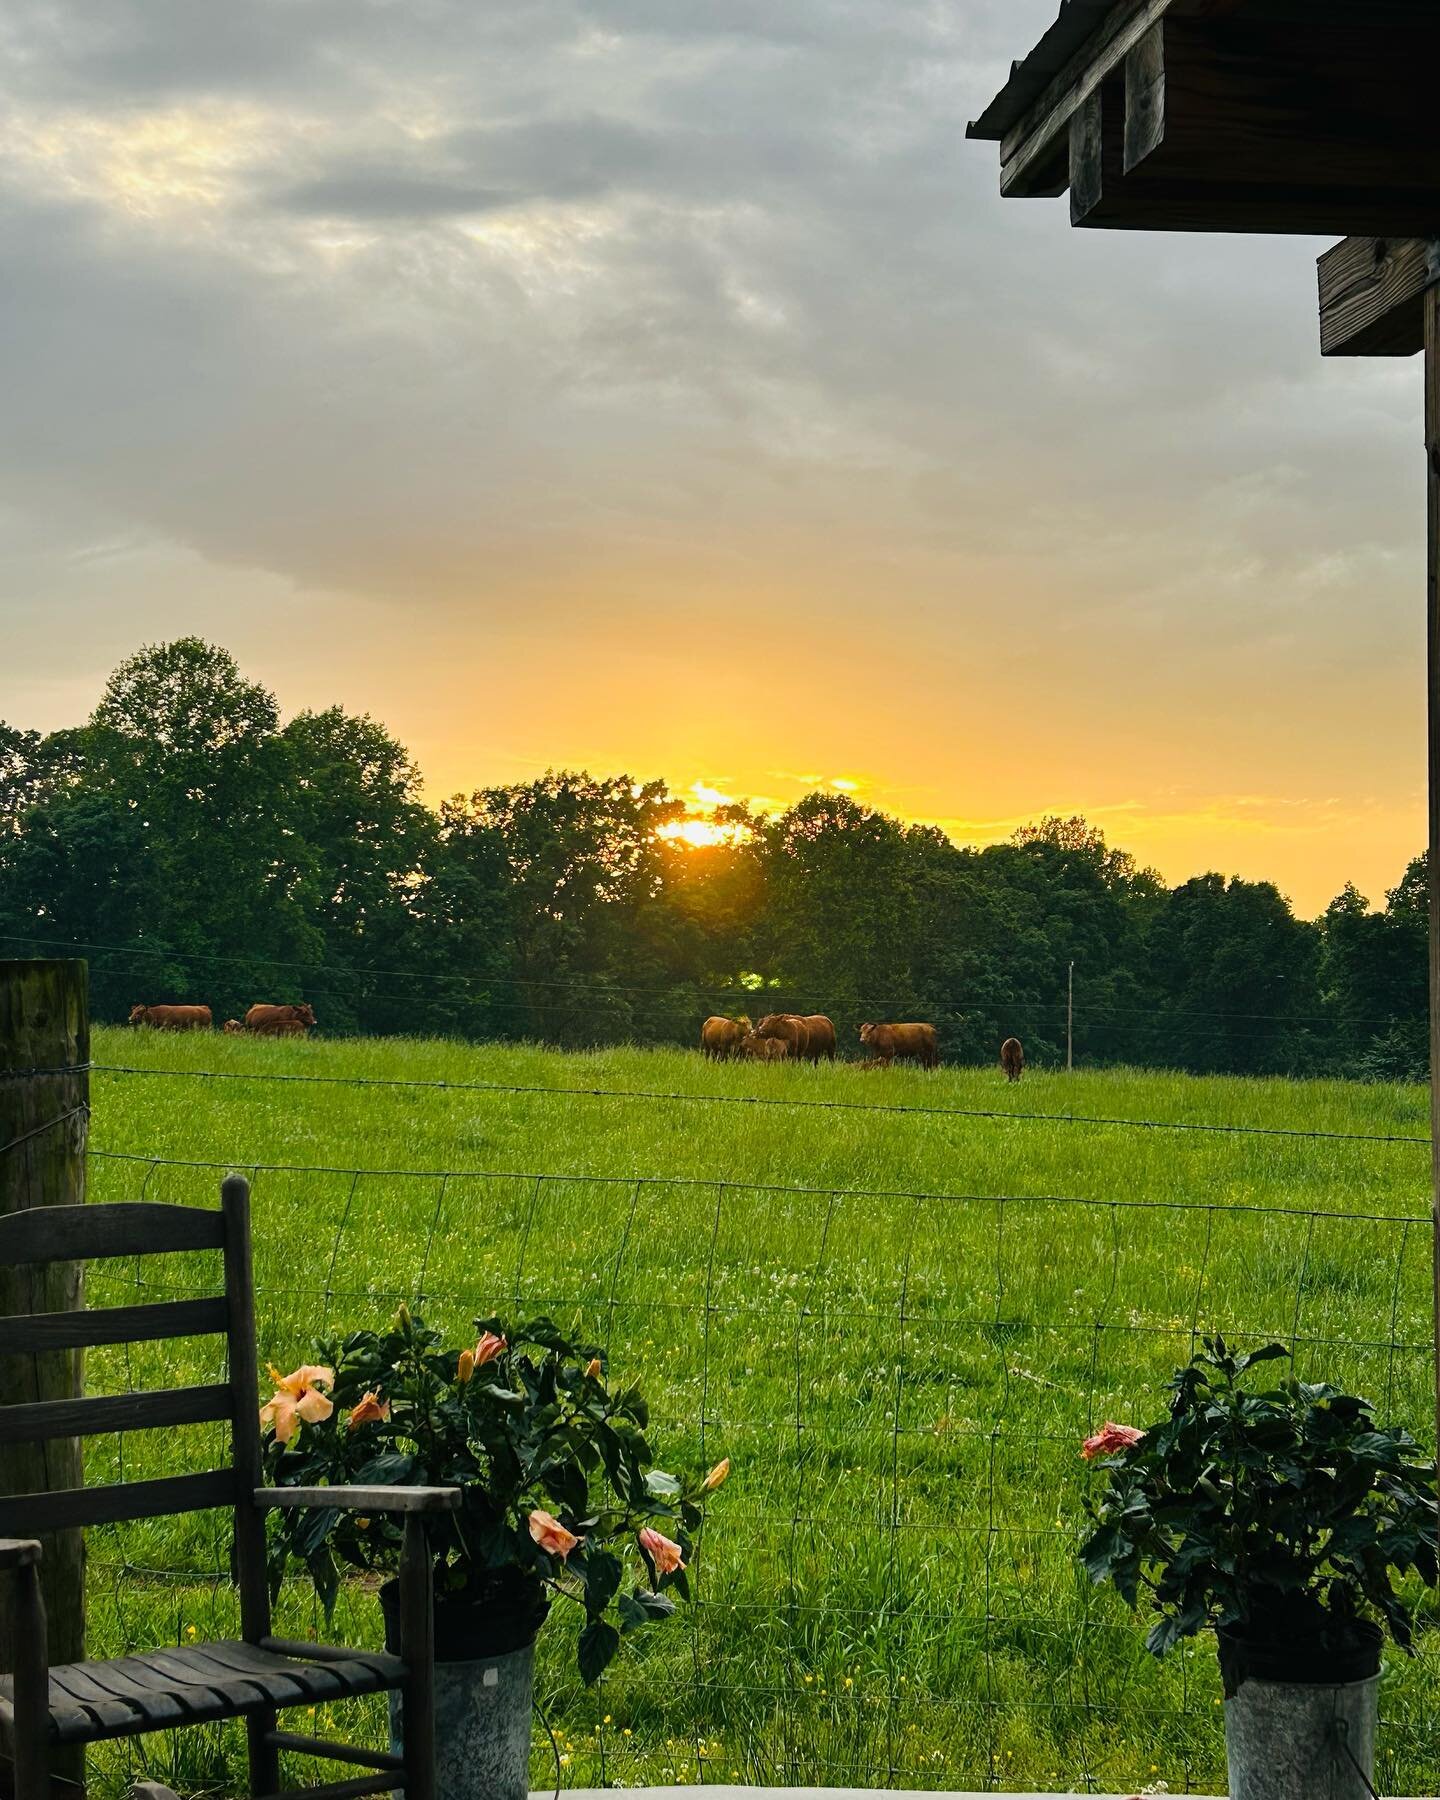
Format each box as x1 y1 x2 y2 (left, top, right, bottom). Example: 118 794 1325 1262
999 0 1177 201
1319 237 1439 358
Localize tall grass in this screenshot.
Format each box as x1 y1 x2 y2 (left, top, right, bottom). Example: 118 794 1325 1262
72 1028 1439 1795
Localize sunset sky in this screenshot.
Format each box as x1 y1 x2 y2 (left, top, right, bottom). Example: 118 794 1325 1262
0 0 1427 917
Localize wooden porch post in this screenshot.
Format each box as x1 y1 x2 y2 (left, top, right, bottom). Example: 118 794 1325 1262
0 960 89 1731
1428 284 1440 1466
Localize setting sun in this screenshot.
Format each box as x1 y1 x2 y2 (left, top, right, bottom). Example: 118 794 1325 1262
656 818 752 849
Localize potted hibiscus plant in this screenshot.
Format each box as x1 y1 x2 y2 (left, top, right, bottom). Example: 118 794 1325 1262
260 1306 728 1800
1080 1337 1437 1800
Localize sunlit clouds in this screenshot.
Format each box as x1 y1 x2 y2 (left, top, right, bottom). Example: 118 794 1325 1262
0 0 1426 916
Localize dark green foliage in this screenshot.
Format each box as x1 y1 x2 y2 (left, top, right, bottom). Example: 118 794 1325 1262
0 639 1431 1072
1079 1338 1438 1672
260 1310 714 1683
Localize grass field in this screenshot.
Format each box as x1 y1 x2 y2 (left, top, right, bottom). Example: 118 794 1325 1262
73 1026 1440 1796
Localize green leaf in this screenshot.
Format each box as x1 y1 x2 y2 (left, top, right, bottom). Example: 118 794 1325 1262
292 1506 340 1561
583 1550 623 1619
618 1589 677 1633
353 1452 416 1486
645 1470 681 1499
577 1618 621 1685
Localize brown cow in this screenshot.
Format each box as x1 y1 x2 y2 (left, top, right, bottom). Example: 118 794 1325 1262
756 1013 835 1063
1000 1037 1024 1082
859 1022 938 1069
701 1015 752 1060
222 1018 246 1035
740 1032 788 1061
244 1003 318 1038
129 1004 212 1031
755 1013 810 1059
798 1014 836 1061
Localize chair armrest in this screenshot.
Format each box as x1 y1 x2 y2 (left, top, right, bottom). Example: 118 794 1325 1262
255 1485 460 1514
0 1538 43 1570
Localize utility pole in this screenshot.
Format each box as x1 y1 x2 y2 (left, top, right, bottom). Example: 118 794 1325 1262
1066 961 1074 1073
1 957 89 1785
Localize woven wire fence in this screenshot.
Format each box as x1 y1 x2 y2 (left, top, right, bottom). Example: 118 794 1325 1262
60 1144 1439 1797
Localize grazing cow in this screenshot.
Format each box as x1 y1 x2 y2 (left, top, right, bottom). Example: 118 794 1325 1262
756 1013 835 1063
701 1015 752 1060
1000 1037 1025 1082
741 1032 788 1061
244 1002 317 1038
222 1019 246 1035
129 1004 212 1031
859 1022 939 1069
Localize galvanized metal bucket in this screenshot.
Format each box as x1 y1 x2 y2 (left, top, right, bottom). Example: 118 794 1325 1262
1225 1672 1379 1800
388 1641 536 1800
380 1578 547 1800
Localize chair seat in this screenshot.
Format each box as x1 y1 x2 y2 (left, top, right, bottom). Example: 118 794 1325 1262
0 1640 406 1746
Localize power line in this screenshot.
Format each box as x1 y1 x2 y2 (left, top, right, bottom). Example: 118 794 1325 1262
87 1061 1432 1145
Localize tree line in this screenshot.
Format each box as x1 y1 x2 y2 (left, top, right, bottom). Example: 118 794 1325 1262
0 638 1427 1079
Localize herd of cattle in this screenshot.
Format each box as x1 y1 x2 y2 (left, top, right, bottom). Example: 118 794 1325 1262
701 1013 1027 1079
128 1003 317 1037
125 997 1026 1078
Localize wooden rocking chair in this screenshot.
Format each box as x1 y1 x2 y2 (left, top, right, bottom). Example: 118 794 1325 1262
0 1176 458 1800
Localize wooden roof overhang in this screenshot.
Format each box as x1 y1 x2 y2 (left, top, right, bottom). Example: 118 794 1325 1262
968 0 1437 238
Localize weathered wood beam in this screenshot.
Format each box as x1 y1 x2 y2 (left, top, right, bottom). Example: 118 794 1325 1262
1000 0 1176 200
1058 12 1440 236
1319 236 1439 358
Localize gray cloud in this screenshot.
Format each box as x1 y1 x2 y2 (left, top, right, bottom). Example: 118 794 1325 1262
0 0 1420 707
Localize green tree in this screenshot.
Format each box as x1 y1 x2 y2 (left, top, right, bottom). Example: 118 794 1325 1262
279 707 439 1032
1143 875 1322 1074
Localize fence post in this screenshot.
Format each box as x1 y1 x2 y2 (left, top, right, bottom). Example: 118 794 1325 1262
0 959 90 1752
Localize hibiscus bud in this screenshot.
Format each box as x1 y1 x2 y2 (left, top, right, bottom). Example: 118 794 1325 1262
346 1391 390 1431
584 1357 603 1380
474 1331 506 1367
394 1303 412 1332
457 1349 476 1384
702 1457 730 1492
639 1526 685 1578
529 1508 582 1559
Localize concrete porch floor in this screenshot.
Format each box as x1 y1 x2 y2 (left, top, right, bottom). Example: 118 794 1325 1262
534 1788 1431 1799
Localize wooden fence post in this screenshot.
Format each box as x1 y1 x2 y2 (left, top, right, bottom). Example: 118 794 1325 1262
0 959 90 1739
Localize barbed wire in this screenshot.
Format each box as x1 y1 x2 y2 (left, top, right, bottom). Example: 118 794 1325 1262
0 1103 91 1160
85 1060 1433 1145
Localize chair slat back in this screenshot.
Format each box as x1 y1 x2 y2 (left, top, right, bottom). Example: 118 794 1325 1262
0 1382 234 1445
0 1467 238 1536
0 1182 262 1561
0 1202 225 1264
0 1295 228 1354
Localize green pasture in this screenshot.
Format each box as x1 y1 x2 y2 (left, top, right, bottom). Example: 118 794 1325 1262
72 1027 1439 1795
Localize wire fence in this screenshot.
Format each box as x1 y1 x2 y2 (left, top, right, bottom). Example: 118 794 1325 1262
83 1060 1438 1146
54 1143 1440 1797
4 928 1425 1075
